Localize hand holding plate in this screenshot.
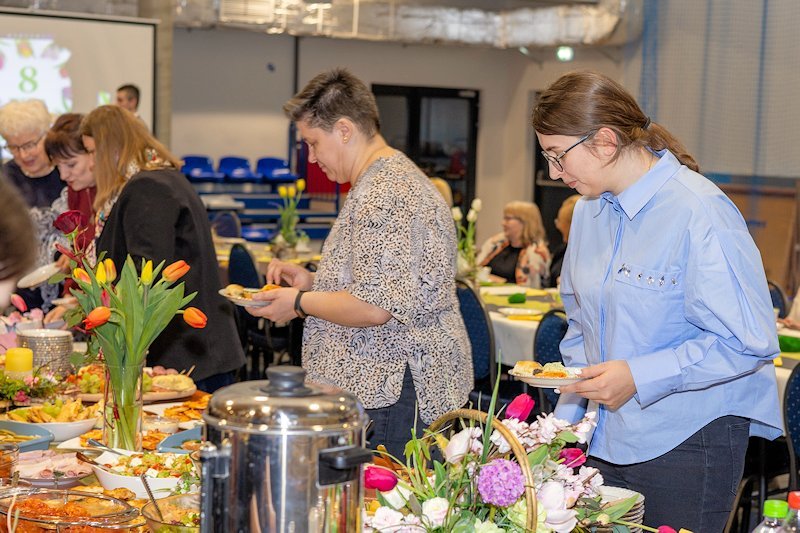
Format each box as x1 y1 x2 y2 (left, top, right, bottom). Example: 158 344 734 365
557 360 636 410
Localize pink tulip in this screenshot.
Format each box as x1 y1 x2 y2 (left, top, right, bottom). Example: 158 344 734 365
10 294 27 313
364 465 398 492
559 448 586 468
505 393 535 421
657 527 678 533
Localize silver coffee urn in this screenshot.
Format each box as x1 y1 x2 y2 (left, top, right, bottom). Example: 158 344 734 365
200 366 373 533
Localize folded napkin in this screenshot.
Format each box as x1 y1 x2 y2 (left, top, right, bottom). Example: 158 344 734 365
506 315 542 322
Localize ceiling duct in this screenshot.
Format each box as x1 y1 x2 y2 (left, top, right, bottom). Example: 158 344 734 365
202 0 639 49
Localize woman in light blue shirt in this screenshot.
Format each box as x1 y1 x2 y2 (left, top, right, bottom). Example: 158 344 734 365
533 71 782 532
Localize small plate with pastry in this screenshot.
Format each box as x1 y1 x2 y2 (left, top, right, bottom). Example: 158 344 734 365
219 283 281 307
509 361 583 388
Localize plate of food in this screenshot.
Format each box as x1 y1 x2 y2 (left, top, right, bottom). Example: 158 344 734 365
219 283 280 307
58 428 171 452
151 395 210 430
69 364 198 403
17 449 93 488
5 399 101 442
17 262 61 289
509 361 583 388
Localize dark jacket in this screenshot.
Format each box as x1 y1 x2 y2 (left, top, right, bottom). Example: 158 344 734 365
96 168 245 381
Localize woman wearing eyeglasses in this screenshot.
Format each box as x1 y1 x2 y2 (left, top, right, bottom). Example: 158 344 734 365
534 71 781 531
476 201 550 288
0 99 65 310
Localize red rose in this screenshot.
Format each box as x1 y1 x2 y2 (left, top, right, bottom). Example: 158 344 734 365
53 210 88 235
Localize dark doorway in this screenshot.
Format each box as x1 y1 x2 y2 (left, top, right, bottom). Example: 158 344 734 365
373 84 479 209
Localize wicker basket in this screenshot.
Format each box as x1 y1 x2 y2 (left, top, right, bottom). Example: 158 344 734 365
428 408 537 532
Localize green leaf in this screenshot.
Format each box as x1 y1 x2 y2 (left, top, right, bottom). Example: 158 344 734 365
527 444 549 467
558 431 579 443
604 495 639 521
48 272 67 284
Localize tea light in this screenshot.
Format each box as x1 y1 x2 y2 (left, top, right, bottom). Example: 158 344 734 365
4 347 33 380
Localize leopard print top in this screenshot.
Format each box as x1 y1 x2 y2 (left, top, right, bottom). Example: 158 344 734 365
303 151 472 424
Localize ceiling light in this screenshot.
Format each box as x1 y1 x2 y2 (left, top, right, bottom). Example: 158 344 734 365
556 45 574 62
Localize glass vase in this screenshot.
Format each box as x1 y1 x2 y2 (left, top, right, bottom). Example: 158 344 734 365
103 361 144 451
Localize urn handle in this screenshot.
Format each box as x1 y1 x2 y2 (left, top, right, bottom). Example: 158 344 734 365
318 445 374 486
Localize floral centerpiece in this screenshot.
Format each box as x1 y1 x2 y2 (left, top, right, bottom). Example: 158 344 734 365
53 210 206 450
272 179 309 253
0 371 59 407
0 298 44 354
453 198 482 282
363 393 689 533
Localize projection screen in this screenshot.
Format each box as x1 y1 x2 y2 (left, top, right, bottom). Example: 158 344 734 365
0 8 155 131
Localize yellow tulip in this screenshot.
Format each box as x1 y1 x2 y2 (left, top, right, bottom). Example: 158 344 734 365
95 262 107 284
288 186 297 198
141 260 153 285
278 185 288 198
103 258 117 282
296 179 306 192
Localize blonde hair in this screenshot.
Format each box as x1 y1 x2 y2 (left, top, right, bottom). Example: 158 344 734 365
429 177 453 207
558 195 580 227
0 99 51 140
505 201 545 247
80 105 180 212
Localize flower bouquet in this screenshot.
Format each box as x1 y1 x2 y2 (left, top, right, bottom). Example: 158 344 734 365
273 179 309 253
52 210 206 450
453 199 482 282
363 392 683 532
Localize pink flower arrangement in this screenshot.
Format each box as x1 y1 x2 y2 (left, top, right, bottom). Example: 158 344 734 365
477 459 526 507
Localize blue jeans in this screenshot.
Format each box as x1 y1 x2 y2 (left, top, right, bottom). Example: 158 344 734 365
366 366 423 460
587 415 750 533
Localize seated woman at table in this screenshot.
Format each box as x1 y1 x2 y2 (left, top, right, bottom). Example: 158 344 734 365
477 201 550 288
247 68 472 459
548 194 580 288
0 174 36 309
78 105 245 392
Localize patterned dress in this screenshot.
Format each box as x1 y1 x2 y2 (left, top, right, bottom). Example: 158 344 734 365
304 152 472 424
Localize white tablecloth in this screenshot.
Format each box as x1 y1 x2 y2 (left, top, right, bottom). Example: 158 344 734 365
480 285 545 367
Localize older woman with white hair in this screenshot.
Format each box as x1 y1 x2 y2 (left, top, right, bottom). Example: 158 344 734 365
0 99 65 310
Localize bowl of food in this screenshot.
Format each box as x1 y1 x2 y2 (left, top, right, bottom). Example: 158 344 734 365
0 419 54 452
91 451 198 499
157 427 202 454
141 492 200 532
143 414 180 434
0 487 139 530
7 399 101 442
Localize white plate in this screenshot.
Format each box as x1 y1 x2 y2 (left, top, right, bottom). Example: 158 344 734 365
479 285 528 296
599 485 645 505
509 368 583 388
17 263 61 289
218 289 270 307
498 307 544 317
147 402 203 430
56 436 87 450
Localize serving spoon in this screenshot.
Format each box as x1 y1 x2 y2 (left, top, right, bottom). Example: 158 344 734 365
75 451 115 474
140 473 165 521
86 438 126 456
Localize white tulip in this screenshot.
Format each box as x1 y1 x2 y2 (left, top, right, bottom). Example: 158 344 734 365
451 207 463 222
381 480 412 510
471 198 482 212
467 209 478 223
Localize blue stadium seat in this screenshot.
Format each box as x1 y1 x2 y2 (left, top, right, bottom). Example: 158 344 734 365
256 157 297 190
181 155 224 182
219 156 261 183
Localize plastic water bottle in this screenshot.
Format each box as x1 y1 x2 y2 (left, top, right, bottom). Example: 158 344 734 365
782 492 800 531
753 500 789 532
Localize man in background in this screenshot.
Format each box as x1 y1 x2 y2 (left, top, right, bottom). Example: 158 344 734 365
115 84 140 114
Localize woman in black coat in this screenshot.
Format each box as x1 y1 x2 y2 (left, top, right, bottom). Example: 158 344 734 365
79 106 244 391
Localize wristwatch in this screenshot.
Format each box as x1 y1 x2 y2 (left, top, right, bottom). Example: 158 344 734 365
294 290 308 319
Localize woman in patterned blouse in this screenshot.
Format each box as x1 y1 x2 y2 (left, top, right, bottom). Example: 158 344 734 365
249 68 472 458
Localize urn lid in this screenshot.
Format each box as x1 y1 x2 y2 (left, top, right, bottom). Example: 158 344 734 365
204 365 366 433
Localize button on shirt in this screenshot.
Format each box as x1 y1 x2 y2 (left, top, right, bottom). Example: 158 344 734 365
554 150 783 465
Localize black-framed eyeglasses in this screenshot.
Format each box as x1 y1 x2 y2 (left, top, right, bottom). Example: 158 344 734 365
4 133 45 154
540 132 593 173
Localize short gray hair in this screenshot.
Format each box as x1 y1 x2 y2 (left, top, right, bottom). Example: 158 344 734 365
283 68 380 137
0 99 51 140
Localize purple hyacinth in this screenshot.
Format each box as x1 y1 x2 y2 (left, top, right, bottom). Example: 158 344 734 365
477 458 525 507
